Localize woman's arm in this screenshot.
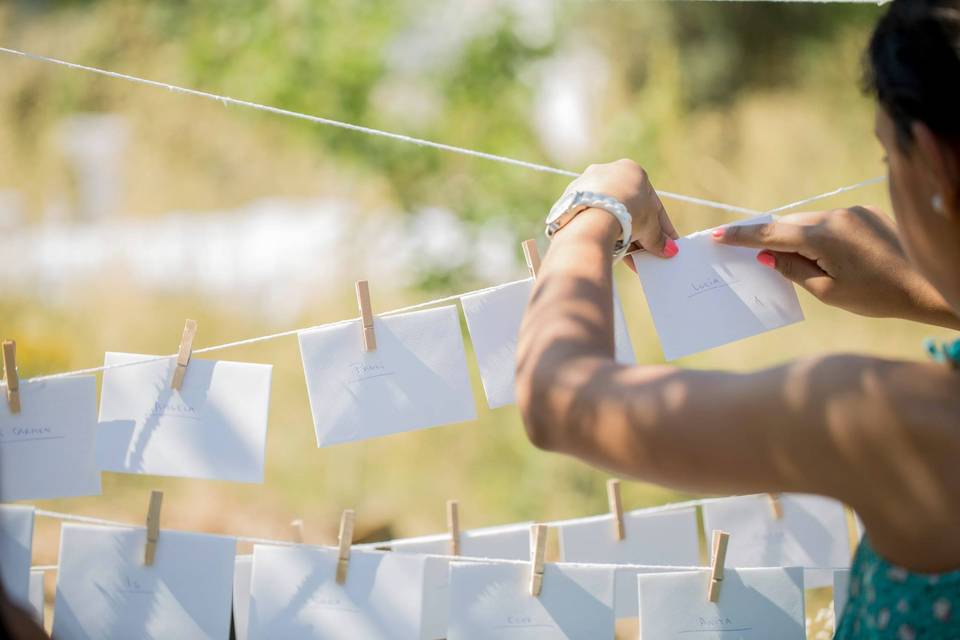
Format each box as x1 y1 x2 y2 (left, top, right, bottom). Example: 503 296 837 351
515 203 960 569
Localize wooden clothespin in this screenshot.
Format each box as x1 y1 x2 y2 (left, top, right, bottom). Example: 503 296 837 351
522 239 541 280
607 479 625 541
447 500 461 556
291 519 305 544
171 319 198 390
707 529 730 603
144 490 163 566
2 341 20 414
355 281 377 351
529 523 547 597
768 493 784 520
335 509 355 585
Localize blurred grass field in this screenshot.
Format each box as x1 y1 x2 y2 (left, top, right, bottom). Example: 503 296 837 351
0 1 945 636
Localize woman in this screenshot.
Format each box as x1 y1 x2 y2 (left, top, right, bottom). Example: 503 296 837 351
516 0 960 637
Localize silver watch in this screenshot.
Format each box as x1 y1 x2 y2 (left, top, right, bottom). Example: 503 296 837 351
545 190 632 260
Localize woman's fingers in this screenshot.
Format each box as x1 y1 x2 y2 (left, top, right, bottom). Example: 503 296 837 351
713 220 811 252
634 193 678 258
759 250 834 300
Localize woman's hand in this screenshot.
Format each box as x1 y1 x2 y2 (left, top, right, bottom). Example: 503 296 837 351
562 159 680 258
714 206 960 328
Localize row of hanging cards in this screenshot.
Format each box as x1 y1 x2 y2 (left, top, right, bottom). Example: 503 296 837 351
2 222 806 501
0 353 273 502
241 546 807 639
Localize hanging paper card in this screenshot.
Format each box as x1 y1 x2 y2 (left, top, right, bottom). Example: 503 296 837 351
614 565 699 620
52 523 236 640
557 507 699 567
833 569 850 621
298 306 476 447
27 570 44 626
380 522 531 560
248 545 444 640
98 352 272 483
632 215 804 360
0 505 34 607
701 493 850 587
461 280 635 409
0 376 100 501
447 560 616 639
636 567 806 639
233 554 253 640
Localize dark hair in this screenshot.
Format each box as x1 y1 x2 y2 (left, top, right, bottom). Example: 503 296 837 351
866 0 960 149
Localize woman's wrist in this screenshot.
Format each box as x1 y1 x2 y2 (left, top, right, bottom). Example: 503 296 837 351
553 207 622 250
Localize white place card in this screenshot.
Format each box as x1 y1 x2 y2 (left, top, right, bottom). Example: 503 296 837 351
249 545 445 640
0 505 34 606
298 306 476 447
636 567 806 639
557 507 699 567
701 493 851 587
632 215 804 360
234 554 253 640
28 569 44 626
833 569 850 620
448 560 616 639
0 376 100 501
461 280 636 409
52 523 236 640
379 522 531 560
98 352 272 483
614 565 699 619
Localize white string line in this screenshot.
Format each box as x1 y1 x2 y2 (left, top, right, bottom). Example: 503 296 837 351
28 493 763 567
767 174 887 215
0 46 765 217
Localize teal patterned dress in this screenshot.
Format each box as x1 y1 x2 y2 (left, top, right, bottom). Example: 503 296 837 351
834 339 960 639
834 536 960 639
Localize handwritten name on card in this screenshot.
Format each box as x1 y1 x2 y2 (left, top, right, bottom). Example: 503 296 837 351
52 524 236 640
298 306 476 447
631 215 804 360
461 280 636 409
636 568 806 639
0 377 100 502
97 352 272 483
447 561 615 639
249 546 442 640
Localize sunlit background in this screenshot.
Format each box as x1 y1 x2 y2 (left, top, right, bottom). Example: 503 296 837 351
0 1 933 636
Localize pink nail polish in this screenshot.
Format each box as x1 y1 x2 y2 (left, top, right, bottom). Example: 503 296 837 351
711 228 724 239
663 238 679 258
757 251 776 269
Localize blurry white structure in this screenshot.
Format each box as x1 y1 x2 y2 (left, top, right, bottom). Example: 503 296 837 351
0 198 522 322
529 46 610 166
56 114 128 221
0 190 24 229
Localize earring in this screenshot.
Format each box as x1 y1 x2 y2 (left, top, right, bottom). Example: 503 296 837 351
932 193 945 213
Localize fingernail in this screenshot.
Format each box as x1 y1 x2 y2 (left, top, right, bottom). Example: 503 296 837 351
663 238 679 258
757 251 776 269
711 228 725 239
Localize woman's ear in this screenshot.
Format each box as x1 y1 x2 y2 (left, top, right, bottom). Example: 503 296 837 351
911 121 960 218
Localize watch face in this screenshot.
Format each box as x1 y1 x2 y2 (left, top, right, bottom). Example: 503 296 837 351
547 191 578 225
